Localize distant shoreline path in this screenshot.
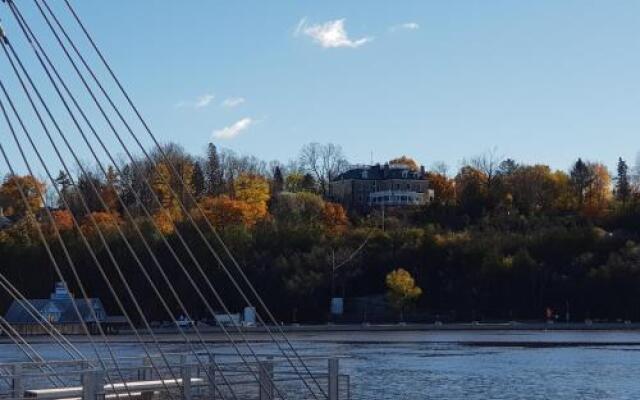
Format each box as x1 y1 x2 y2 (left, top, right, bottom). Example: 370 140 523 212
5 323 640 345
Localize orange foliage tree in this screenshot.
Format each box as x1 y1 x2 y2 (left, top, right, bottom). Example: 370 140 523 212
0 175 46 216
389 156 419 171
323 202 349 235
80 212 121 238
44 209 75 236
426 172 455 205
195 195 247 229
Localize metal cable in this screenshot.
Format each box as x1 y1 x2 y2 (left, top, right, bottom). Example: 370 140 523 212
9 3 283 396
0 45 168 399
5 3 277 397
31 1 308 397
4 7 239 399
55 1 326 396
0 87 136 398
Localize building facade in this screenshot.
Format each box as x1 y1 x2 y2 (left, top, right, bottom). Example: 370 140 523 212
329 163 434 212
4 282 123 334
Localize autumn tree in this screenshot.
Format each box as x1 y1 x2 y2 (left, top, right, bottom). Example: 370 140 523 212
583 163 611 217
322 202 349 236
48 209 75 234
507 165 561 215
195 195 247 229
386 268 422 321
233 173 271 226
389 156 419 171
151 162 176 210
0 175 45 217
455 166 488 217
426 172 455 205
80 211 121 238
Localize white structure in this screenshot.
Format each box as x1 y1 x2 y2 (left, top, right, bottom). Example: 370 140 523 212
243 307 256 327
368 190 434 207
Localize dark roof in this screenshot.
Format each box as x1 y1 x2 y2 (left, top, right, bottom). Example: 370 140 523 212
5 298 107 324
0 215 13 229
334 164 426 181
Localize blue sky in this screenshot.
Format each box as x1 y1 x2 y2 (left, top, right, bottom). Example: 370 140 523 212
1 1 639 176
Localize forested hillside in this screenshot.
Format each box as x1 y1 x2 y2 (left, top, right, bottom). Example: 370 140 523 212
1 142 639 322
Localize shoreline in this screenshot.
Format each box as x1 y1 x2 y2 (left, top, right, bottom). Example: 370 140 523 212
5 323 640 345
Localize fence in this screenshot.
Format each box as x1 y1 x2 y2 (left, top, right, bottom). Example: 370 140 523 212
0 353 350 400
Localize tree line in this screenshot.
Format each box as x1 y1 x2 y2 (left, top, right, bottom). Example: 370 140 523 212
1 142 640 323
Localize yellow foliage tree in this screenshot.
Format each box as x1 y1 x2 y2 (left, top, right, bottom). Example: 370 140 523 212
233 174 270 226
584 163 611 217
152 211 176 235
386 268 423 321
0 175 46 216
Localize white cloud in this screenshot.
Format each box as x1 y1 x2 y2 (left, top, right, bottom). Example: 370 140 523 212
390 22 420 32
195 94 215 108
176 93 215 109
222 97 246 108
213 118 253 139
295 18 372 49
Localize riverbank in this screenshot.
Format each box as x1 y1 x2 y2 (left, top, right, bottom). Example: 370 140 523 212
5 323 640 345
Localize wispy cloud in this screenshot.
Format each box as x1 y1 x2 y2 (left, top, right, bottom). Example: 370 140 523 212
222 97 246 108
295 18 372 49
176 93 215 109
213 118 253 139
389 22 420 32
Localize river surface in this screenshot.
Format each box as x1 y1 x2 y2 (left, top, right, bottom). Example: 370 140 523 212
2 330 640 399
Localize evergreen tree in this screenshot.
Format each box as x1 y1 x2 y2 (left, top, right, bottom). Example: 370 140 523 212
616 157 631 204
192 161 205 198
570 158 594 207
55 170 71 209
272 166 284 194
498 158 518 176
205 143 223 195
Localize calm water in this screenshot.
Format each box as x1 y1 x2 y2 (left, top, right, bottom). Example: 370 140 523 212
2 331 640 399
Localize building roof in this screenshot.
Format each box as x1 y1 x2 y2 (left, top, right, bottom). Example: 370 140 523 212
0 215 12 229
5 298 107 324
334 163 426 181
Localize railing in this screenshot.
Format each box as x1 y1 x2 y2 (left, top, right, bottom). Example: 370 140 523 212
0 353 350 400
